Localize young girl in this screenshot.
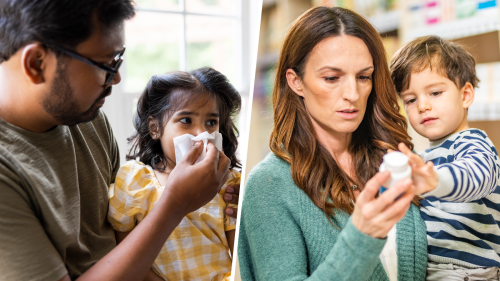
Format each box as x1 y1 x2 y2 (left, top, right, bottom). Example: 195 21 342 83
107 67 241 281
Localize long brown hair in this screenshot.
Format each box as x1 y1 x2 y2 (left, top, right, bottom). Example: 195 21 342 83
269 6 418 218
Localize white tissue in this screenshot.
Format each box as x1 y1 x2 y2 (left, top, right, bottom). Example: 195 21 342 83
173 131 223 164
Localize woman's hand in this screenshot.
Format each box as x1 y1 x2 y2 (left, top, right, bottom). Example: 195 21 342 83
352 171 416 239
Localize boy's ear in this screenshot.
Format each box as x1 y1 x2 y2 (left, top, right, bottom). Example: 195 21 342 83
286 68 305 98
461 82 474 109
147 116 160 139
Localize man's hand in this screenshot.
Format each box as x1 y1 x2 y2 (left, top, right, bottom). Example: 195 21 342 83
163 141 231 216
224 183 239 218
398 143 438 195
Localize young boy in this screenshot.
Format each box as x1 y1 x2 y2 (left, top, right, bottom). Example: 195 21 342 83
390 36 500 280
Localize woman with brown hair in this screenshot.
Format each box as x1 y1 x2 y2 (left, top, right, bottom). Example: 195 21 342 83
238 6 427 281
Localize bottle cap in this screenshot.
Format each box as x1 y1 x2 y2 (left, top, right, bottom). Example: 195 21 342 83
382 152 409 173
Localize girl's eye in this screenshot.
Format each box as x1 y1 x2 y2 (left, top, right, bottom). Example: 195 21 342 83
358 75 372 81
324 76 339 82
405 98 416 105
430 91 442 96
207 120 217 127
180 117 191 124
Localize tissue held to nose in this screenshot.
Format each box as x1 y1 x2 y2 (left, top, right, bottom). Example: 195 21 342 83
173 131 223 164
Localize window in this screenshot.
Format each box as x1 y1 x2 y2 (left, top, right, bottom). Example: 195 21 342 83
103 0 259 165
125 0 242 93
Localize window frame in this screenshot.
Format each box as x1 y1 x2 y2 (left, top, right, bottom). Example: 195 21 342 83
132 0 244 90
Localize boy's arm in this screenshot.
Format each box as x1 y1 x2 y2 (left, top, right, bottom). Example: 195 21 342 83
401 136 499 202
428 137 498 202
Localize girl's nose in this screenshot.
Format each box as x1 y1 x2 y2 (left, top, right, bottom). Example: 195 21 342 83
193 126 205 136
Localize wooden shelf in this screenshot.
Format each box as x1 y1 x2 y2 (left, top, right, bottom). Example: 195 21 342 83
403 6 499 42
367 10 399 33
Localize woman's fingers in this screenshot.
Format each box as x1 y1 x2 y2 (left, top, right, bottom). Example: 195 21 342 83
363 178 412 216
356 171 390 206
362 184 416 237
353 170 416 239
374 184 415 224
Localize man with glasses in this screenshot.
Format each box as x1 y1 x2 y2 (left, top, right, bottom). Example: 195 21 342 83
0 1 237 280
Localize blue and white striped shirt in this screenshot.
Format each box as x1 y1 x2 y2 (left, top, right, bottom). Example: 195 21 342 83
420 129 500 268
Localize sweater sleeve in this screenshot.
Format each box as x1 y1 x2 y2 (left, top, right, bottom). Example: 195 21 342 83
422 134 500 202
238 160 386 281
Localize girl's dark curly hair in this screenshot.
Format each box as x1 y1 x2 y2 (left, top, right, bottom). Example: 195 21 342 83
127 67 242 171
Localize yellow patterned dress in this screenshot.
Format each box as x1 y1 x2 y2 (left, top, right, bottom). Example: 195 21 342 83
108 160 239 281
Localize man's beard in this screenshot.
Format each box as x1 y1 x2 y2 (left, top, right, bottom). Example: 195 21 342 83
41 65 111 126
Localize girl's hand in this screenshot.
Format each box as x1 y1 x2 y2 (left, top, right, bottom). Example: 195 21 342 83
352 171 416 239
224 184 239 218
398 143 438 195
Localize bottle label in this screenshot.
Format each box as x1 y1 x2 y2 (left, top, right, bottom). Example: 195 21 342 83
379 186 388 194
380 185 405 200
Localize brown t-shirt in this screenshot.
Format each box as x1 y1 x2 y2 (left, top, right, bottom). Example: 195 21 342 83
0 110 120 281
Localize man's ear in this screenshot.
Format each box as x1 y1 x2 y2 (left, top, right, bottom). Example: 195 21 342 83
21 44 49 84
462 82 474 109
286 68 305 98
148 116 160 139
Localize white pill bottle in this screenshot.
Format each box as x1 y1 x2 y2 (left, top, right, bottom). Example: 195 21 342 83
379 151 411 194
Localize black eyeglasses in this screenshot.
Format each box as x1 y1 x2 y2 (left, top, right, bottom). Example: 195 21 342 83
45 44 125 87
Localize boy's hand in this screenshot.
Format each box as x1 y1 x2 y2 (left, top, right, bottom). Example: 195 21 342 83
397 143 438 195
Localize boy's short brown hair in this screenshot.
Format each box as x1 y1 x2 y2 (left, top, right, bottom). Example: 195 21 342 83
390 35 479 94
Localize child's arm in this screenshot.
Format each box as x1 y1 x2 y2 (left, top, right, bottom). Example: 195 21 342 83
115 230 131 243
398 143 438 195
399 137 499 202
225 230 235 255
221 170 240 256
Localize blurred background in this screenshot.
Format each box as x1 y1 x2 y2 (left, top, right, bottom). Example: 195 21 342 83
101 0 262 167
247 0 500 182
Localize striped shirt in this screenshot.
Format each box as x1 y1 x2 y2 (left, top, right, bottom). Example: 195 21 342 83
420 129 500 268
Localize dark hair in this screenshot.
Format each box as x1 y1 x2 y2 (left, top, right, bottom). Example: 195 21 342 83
270 6 418 219
0 0 136 63
390 35 480 94
127 67 241 171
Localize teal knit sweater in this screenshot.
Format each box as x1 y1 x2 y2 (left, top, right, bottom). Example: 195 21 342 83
238 153 427 280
